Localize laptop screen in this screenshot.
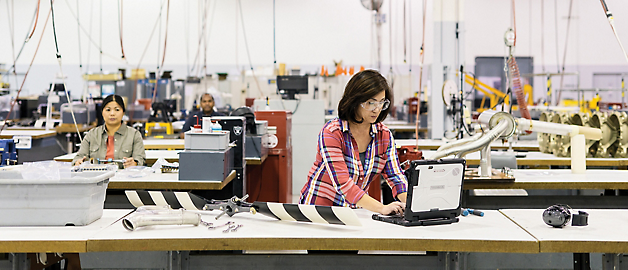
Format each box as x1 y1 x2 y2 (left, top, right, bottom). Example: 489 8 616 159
404 159 466 221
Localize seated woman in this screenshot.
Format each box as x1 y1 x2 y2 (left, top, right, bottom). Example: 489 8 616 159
300 70 408 215
73 94 146 167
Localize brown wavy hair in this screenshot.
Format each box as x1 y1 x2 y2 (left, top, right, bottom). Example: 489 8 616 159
338 70 392 124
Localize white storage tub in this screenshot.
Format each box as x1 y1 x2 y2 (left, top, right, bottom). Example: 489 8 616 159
0 170 114 226
184 130 230 150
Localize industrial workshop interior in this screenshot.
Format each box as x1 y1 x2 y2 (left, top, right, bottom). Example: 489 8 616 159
1 0 628 269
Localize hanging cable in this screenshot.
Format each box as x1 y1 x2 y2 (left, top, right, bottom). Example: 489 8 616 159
403 0 406 64
598 0 628 64
75 0 87 101
237 0 263 97
554 0 559 73
202 0 208 77
136 0 167 70
408 0 412 102
160 0 171 70
50 0 83 140
6 0 18 91
118 0 126 60
388 0 394 85
2 3 37 79
153 0 171 104
190 0 215 76
555 0 574 105
273 0 276 66
541 0 545 73
60 0 126 65
235 0 240 72
185 0 190 77
408 0 411 71
415 0 427 148
86 0 93 72
1 2 52 134
512 0 517 47
99 0 103 72
76 0 82 68
26 0 41 42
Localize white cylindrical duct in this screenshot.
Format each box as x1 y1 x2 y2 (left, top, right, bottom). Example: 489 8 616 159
430 120 511 160
436 133 483 152
517 118 602 140
571 134 586 174
123 208 201 231
478 110 517 139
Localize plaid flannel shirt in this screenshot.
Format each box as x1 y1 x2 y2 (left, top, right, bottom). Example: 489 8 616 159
300 118 408 208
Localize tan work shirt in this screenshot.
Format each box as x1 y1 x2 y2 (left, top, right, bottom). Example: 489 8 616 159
72 125 146 166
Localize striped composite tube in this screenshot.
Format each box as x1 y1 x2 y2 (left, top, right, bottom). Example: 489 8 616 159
125 190 361 226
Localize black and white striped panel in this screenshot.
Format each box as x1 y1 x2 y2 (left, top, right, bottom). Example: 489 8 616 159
252 202 362 226
125 190 207 211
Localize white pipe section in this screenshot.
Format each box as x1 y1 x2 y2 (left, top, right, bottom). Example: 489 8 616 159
436 133 483 152
430 120 512 160
480 145 492 177
123 207 201 231
480 110 603 140
517 118 602 140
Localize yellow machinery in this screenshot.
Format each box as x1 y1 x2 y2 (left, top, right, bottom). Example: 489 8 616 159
464 74 534 112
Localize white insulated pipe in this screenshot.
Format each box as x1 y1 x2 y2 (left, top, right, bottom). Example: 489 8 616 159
480 110 603 140
123 206 202 231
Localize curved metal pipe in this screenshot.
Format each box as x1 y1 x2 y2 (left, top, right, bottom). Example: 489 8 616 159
435 133 483 152
430 120 512 159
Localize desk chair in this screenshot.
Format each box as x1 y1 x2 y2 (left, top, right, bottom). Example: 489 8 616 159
471 153 528 196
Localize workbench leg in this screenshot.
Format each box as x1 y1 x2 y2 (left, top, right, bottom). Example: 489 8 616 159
602 253 622 270
439 252 463 270
9 253 28 270
573 253 590 270
168 251 190 270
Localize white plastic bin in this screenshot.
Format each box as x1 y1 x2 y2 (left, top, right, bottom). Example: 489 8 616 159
0 170 114 226
184 130 230 150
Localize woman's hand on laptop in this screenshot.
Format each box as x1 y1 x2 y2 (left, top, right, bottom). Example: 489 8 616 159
381 201 406 216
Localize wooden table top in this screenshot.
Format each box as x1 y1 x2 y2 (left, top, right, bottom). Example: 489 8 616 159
0 210 131 253
397 139 540 152
108 170 236 190
422 150 628 167
0 130 57 139
464 169 628 190
55 150 181 165
501 209 628 254
86 209 538 253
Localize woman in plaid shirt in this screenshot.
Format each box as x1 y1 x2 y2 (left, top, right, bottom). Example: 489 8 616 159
300 70 408 215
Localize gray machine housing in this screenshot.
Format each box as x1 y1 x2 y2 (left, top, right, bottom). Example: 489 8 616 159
178 147 234 181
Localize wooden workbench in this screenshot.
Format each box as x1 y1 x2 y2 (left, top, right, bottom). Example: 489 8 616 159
54 150 181 165
421 150 628 167
108 170 236 190
396 138 541 152
501 209 628 254
0 210 130 253
86 209 537 253
464 169 628 190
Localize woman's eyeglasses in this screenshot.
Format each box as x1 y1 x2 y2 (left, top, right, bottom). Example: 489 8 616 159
361 99 390 111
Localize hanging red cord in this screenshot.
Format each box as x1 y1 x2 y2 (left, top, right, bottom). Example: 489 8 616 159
119 0 126 59
1 1 52 133
26 0 41 41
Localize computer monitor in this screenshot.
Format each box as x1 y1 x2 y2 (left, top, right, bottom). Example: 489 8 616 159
101 84 115 97
276 75 308 100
